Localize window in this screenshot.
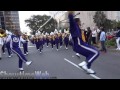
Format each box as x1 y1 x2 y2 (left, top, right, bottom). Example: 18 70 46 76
1 17 4 21
0 12 3 16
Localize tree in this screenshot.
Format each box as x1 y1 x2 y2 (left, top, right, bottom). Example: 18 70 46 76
103 19 113 30
93 11 107 28
25 15 57 35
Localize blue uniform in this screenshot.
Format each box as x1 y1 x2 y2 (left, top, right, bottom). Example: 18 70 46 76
22 39 28 55
6 39 12 56
35 38 39 50
64 35 69 48
59 35 63 46
43 38 45 45
46 37 49 47
6 34 28 68
68 14 100 69
51 38 54 48
55 36 59 49
38 38 43 52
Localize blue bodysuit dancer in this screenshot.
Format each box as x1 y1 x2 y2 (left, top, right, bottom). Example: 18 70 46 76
6 30 32 71
68 11 99 74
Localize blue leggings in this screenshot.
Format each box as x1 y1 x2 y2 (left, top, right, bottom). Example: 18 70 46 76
11 48 27 68
73 37 100 69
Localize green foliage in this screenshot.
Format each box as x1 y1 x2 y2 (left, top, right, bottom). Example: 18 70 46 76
93 11 120 31
106 38 116 47
25 15 57 35
93 11 107 28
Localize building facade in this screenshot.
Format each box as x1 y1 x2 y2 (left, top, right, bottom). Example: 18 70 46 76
50 11 120 29
0 11 20 31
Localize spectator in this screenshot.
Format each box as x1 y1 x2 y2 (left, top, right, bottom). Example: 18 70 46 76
100 28 107 53
86 27 92 45
116 27 120 50
92 27 97 45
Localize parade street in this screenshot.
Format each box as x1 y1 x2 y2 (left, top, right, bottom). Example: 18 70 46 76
0 42 120 79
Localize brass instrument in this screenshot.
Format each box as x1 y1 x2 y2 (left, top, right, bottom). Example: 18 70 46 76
0 28 7 38
22 33 29 41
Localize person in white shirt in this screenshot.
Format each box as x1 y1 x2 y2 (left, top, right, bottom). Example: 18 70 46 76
92 28 97 45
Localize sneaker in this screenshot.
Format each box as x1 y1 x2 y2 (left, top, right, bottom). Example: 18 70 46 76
8 56 11 58
19 68 24 71
26 61 32 66
3 53 5 54
26 52 28 55
66 48 68 50
116 48 119 50
24 54 27 56
86 68 95 74
38 49 39 50
52 48 53 50
78 61 87 67
47 46 48 47
76 53 80 57
81 64 88 71
57 49 58 51
40 52 42 53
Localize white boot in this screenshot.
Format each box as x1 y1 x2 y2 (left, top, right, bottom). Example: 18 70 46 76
78 61 87 67
76 53 80 57
26 61 32 66
86 68 95 74
19 68 24 71
8 55 11 58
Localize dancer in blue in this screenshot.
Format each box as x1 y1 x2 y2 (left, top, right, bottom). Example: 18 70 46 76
6 30 32 71
68 11 99 74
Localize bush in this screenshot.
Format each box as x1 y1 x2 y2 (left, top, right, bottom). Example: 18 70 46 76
106 38 116 47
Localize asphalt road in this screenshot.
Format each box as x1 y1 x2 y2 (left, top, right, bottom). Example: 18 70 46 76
0 42 120 79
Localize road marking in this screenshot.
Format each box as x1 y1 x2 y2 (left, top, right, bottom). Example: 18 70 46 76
20 46 35 48
64 58 101 79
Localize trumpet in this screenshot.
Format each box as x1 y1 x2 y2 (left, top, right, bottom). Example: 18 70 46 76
0 28 7 38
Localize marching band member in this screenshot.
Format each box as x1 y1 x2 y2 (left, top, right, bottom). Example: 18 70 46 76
35 33 40 50
6 30 32 71
46 33 49 47
6 31 13 57
1 30 7 55
43 35 46 46
50 32 54 49
38 35 43 53
55 32 59 51
22 33 29 55
68 11 99 74
0 28 6 60
64 31 69 50
58 30 63 48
